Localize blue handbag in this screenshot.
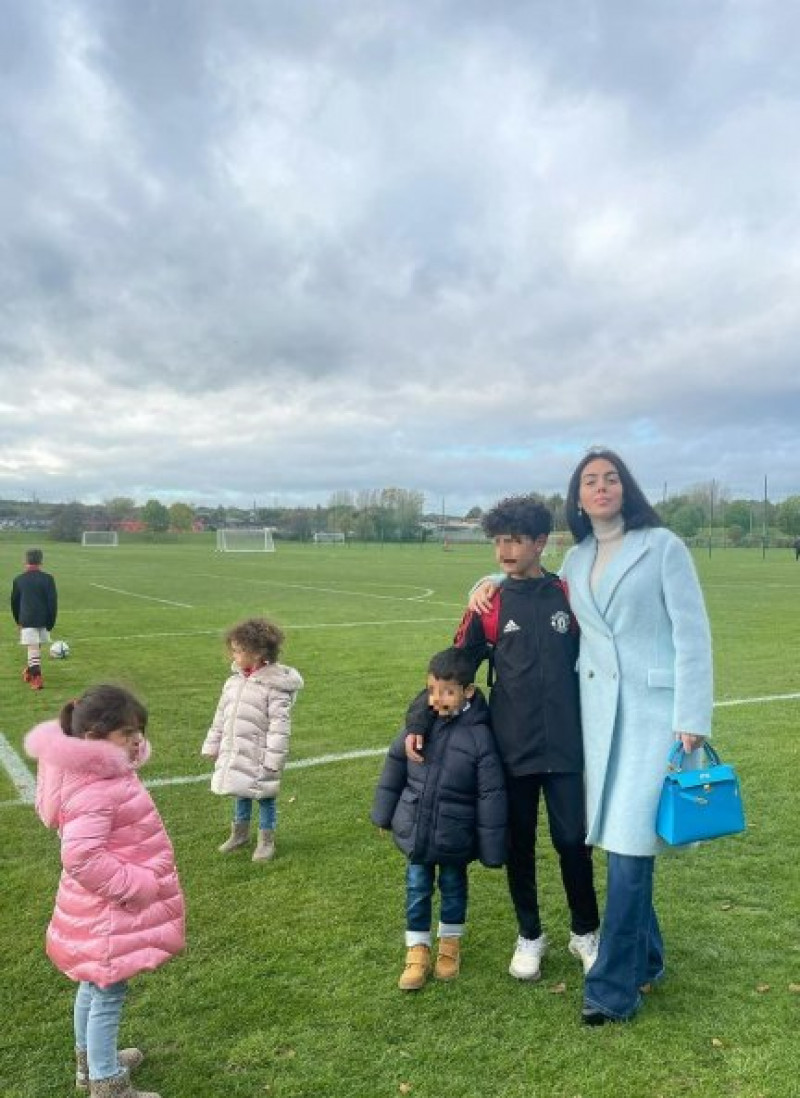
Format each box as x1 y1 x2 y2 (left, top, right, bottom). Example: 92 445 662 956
655 742 745 845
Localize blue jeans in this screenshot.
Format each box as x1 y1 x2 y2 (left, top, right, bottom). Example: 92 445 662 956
234 796 277 830
405 862 468 942
74 980 128 1081
583 853 664 1020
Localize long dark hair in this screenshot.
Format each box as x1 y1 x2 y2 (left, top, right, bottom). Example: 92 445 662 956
565 448 662 543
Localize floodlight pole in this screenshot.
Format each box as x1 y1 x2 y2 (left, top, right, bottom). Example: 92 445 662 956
762 475 768 560
708 479 715 557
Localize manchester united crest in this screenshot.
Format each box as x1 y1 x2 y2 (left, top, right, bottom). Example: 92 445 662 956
550 610 571 634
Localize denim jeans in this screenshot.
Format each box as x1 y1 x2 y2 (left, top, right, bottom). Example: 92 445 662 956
74 980 128 1081
234 796 277 830
583 853 664 1020
405 862 468 943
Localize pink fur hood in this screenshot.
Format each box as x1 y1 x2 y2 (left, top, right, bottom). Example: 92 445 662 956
25 720 185 986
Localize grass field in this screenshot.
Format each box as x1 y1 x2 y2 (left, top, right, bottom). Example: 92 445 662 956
1 535 798 1098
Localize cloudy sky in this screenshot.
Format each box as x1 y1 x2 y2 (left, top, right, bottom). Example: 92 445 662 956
2 0 799 513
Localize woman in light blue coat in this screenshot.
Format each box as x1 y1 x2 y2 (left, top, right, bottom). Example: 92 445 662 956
469 448 713 1024
561 449 712 1025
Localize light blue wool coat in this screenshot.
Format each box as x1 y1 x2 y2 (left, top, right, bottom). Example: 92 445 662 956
560 527 713 857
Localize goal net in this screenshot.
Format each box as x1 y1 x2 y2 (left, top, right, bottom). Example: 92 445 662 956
216 528 276 552
313 532 346 545
82 531 119 547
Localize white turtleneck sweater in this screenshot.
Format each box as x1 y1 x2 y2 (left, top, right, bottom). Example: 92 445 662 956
589 515 625 591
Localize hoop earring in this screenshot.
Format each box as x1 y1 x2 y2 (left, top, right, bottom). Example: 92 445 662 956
577 504 583 516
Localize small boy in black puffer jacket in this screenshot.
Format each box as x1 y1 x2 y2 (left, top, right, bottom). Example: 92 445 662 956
371 647 507 991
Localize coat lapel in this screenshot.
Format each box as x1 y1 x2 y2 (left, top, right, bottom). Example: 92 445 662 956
592 528 650 616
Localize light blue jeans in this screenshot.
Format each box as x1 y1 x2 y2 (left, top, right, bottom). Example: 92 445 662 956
234 796 277 830
74 980 128 1081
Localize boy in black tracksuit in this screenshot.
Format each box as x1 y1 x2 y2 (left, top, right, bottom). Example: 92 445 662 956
372 647 507 991
10 548 58 691
406 496 599 981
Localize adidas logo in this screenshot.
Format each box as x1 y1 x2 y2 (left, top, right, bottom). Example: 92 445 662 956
503 619 521 634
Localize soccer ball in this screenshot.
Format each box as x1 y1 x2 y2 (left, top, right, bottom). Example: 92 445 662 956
50 640 71 659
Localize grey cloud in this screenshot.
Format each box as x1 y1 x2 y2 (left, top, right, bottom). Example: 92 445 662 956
2 0 800 507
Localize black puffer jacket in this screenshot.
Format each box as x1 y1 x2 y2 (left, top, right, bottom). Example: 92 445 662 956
371 690 507 867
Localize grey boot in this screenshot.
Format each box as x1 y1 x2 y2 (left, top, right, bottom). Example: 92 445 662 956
252 828 276 862
77 1049 144 1090
218 820 250 854
88 1070 159 1098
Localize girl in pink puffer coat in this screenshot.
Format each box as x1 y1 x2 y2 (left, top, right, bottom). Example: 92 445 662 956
25 684 185 1098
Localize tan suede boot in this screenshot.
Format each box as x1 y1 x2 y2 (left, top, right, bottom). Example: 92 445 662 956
434 937 461 981
252 828 276 862
77 1049 144 1090
398 944 432 991
88 1070 159 1098
218 820 250 853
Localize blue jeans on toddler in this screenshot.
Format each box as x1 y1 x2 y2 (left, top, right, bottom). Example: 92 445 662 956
74 980 128 1081
405 862 468 946
583 853 664 1020
234 796 277 830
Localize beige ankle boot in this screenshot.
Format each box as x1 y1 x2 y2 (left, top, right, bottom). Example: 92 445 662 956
218 820 250 853
88 1070 160 1097
77 1049 144 1090
398 944 431 991
252 828 276 862
434 937 461 981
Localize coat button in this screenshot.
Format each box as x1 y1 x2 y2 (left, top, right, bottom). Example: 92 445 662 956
587 671 594 678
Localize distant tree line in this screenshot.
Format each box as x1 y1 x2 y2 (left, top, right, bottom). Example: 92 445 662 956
1 483 799 545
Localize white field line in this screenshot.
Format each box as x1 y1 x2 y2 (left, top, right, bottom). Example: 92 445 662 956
44 618 459 644
145 748 388 789
3 689 799 810
0 733 36 804
90 584 194 609
714 691 800 707
190 572 447 605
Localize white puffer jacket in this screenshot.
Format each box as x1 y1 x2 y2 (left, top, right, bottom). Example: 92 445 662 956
201 662 304 799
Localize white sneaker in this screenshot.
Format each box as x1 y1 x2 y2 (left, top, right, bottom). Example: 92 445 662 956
508 934 548 980
568 930 599 974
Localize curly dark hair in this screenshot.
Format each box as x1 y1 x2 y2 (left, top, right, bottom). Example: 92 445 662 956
482 494 553 540
60 684 148 739
564 448 663 542
225 617 284 662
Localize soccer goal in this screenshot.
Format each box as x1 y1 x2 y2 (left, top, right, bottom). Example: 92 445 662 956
215 528 276 553
313 532 346 545
82 531 119 547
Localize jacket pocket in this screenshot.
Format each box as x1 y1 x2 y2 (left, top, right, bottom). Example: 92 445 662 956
392 788 418 839
434 802 475 857
647 668 675 689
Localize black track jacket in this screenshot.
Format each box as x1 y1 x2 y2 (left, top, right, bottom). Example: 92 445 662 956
407 574 583 777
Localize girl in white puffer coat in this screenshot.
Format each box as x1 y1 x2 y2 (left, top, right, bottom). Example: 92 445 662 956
201 618 303 862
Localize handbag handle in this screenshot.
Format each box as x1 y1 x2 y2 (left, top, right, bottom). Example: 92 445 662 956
666 740 721 772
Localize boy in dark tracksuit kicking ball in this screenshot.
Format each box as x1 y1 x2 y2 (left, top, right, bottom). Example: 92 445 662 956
372 647 507 991
407 496 599 981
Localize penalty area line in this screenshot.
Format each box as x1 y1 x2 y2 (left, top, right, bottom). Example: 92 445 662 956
4 690 800 809
145 747 388 789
